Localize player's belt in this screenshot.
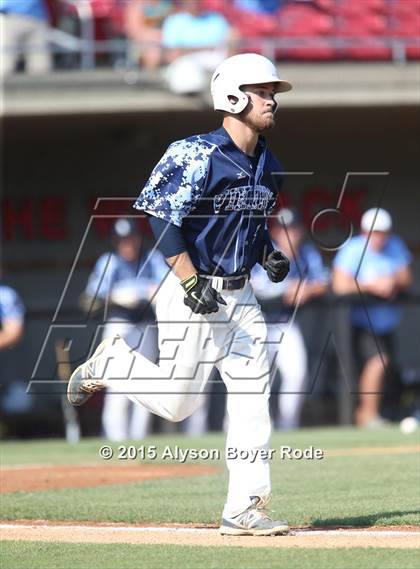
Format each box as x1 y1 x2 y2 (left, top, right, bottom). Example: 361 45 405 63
200 274 249 291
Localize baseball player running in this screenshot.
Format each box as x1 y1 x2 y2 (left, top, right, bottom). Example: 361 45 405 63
68 53 292 536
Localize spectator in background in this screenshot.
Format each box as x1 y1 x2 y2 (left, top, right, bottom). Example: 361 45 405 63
162 0 236 94
0 283 25 350
124 0 173 69
252 208 328 430
0 0 52 75
82 218 167 441
333 208 412 428
0 281 28 416
234 0 284 14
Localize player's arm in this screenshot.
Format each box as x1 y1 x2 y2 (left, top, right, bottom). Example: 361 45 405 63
135 139 224 312
394 265 412 291
0 318 24 350
80 254 114 313
146 215 194 279
259 228 274 267
332 268 387 296
147 216 225 314
166 251 197 281
295 247 329 302
332 268 360 295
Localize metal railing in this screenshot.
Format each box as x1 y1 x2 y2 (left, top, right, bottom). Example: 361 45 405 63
44 34 420 69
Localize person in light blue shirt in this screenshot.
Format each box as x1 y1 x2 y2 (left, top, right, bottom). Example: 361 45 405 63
162 0 229 51
0 284 25 350
0 282 27 416
83 218 168 441
0 0 48 21
234 0 284 15
0 0 51 75
161 0 234 94
333 208 412 427
252 208 328 429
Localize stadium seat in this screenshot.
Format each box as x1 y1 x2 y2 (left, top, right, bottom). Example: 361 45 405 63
334 12 390 60
278 40 336 61
202 0 278 37
334 0 388 17
278 4 334 36
388 0 420 19
337 13 388 36
313 0 337 14
392 16 420 59
181 0 418 62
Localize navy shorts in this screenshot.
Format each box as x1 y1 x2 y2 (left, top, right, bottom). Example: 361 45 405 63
352 327 394 365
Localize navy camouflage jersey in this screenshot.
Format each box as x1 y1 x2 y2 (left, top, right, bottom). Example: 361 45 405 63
134 127 283 276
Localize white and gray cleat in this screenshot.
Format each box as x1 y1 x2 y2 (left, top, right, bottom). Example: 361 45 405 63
220 496 289 536
67 338 112 406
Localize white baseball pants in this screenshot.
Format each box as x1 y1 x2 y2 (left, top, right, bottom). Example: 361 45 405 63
101 320 158 441
100 271 272 518
266 321 308 430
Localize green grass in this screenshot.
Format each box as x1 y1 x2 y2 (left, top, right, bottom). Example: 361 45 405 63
2 428 419 569
2 542 420 569
1 427 419 527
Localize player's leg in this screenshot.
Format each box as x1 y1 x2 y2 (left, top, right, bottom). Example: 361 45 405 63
217 284 288 535
68 272 218 422
182 393 208 435
23 16 51 74
101 321 132 441
0 13 22 75
102 392 129 441
126 322 158 439
121 271 219 421
271 322 308 430
354 328 391 427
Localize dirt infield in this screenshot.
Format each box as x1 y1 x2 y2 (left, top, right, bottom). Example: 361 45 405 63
1 522 419 549
0 463 219 493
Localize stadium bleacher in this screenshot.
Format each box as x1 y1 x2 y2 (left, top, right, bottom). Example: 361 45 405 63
46 0 420 65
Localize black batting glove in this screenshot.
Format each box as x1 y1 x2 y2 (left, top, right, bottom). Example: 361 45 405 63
264 250 290 283
181 274 227 315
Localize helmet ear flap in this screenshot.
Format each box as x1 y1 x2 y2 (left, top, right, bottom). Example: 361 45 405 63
226 89 249 114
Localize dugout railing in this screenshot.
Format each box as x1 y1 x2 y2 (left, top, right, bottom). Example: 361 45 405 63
2 30 420 73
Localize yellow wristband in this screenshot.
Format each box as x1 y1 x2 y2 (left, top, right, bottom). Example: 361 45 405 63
180 273 198 293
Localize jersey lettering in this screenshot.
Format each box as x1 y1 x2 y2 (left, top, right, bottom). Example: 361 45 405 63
214 186 274 214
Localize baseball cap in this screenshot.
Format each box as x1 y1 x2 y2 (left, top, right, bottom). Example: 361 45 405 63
276 207 301 227
360 208 392 233
112 218 138 239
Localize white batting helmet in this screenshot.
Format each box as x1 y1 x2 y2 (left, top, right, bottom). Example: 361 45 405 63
211 53 292 114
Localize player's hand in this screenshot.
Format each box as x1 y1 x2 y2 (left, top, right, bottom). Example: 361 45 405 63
79 292 104 315
365 276 396 299
264 250 290 283
181 274 227 315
